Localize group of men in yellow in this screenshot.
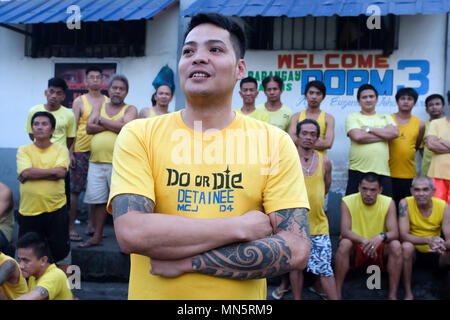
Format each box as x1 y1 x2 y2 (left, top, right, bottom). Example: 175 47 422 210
0 12 449 300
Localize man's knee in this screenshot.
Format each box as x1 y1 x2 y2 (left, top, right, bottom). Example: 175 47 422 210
337 238 353 256
401 241 415 258
387 240 402 260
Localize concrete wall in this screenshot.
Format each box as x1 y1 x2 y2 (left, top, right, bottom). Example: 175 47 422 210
0 5 180 207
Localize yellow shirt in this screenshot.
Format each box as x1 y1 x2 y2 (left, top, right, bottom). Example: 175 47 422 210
420 120 434 175
0 253 28 300
407 196 445 253
305 153 329 235
427 117 450 179
74 95 109 152
26 104 76 147
107 111 310 300
389 114 420 178
343 193 392 239
346 112 397 176
235 108 270 122
17 143 69 216
90 103 130 163
28 264 72 300
256 104 293 131
298 110 327 155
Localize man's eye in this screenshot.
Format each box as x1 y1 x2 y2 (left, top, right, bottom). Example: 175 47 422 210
182 48 193 55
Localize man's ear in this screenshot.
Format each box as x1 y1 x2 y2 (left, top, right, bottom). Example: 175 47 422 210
236 59 247 81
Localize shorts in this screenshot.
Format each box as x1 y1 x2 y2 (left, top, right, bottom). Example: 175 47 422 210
432 178 450 204
306 234 334 277
18 205 70 263
415 250 440 270
391 178 412 208
351 242 385 270
70 151 90 193
84 162 112 204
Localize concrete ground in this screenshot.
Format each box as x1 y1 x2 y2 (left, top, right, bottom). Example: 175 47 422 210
70 221 449 300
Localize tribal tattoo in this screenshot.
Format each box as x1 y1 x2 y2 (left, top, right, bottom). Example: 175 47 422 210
191 207 310 280
35 286 49 299
112 194 155 220
398 202 408 218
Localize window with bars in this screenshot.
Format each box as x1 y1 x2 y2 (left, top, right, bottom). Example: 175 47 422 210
25 20 146 58
243 15 399 55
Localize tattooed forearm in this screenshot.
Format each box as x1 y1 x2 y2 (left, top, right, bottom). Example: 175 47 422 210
0 260 15 285
272 208 310 239
112 194 154 220
192 235 291 280
399 202 408 218
35 286 49 299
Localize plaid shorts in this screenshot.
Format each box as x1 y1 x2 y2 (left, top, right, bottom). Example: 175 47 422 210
70 151 90 193
306 234 334 277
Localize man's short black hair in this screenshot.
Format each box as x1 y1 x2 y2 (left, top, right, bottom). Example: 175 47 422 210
240 76 257 89
360 172 381 186
184 13 246 59
262 75 283 91
47 77 67 92
296 119 320 137
395 87 418 103
304 80 326 98
85 65 103 76
16 232 48 259
357 84 378 100
425 93 445 107
31 111 56 130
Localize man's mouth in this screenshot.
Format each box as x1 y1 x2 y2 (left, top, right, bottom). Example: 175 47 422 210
189 72 210 79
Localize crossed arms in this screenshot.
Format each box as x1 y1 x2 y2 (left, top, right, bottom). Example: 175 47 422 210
348 124 399 144
86 104 138 135
112 194 310 280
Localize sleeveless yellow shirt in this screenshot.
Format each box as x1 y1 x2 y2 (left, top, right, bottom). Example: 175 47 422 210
0 253 29 299
74 95 108 152
407 196 445 253
90 102 129 163
388 115 420 178
298 110 327 155
304 152 329 235
343 193 392 239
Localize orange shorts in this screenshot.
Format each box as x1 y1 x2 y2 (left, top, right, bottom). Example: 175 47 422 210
432 178 450 204
351 243 385 270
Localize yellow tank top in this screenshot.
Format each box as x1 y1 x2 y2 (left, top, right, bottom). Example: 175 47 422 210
407 196 445 253
90 103 129 163
148 108 157 118
342 193 391 239
298 110 327 155
74 95 108 152
388 115 420 178
0 253 29 299
304 153 329 235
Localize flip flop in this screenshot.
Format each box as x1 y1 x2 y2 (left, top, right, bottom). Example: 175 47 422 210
78 240 103 248
85 231 107 238
308 286 328 300
271 287 290 300
69 232 83 242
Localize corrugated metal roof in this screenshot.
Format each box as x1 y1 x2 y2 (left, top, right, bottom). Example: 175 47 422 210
181 0 450 17
0 0 178 24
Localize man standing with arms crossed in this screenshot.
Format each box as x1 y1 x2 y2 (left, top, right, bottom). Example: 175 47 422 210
69 66 109 241
107 13 311 300
80 74 137 248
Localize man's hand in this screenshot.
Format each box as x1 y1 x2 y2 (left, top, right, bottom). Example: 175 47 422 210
428 236 446 254
70 152 76 169
362 234 384 259
239 210 273 242
17 170 29 183
150 257 191 278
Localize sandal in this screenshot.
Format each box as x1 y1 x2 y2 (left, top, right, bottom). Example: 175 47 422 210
271 287 290 300
308 286 328 300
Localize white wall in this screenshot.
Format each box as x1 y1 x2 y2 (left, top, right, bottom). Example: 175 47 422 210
0 4 179 149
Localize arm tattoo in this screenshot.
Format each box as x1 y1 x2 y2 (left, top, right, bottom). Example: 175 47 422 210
0 260 16 285
112 194 154 220
399 202 408 218
35 286 49 299
191 207 309 280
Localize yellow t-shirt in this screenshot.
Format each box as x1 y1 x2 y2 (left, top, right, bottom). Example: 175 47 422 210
427 117 450 179
389 115 420 178
420 120 434 175
407 196 445 253
346 112 397 176
28 264 72 300
298 110 327 155
26 104 76 147
17 143 69 216
256 104 293 131
0 253 29 300
107 111 310 300
343 193 392 239
90 103 130 163
305 153 329 235
235 108 270 123
74 95 109 153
